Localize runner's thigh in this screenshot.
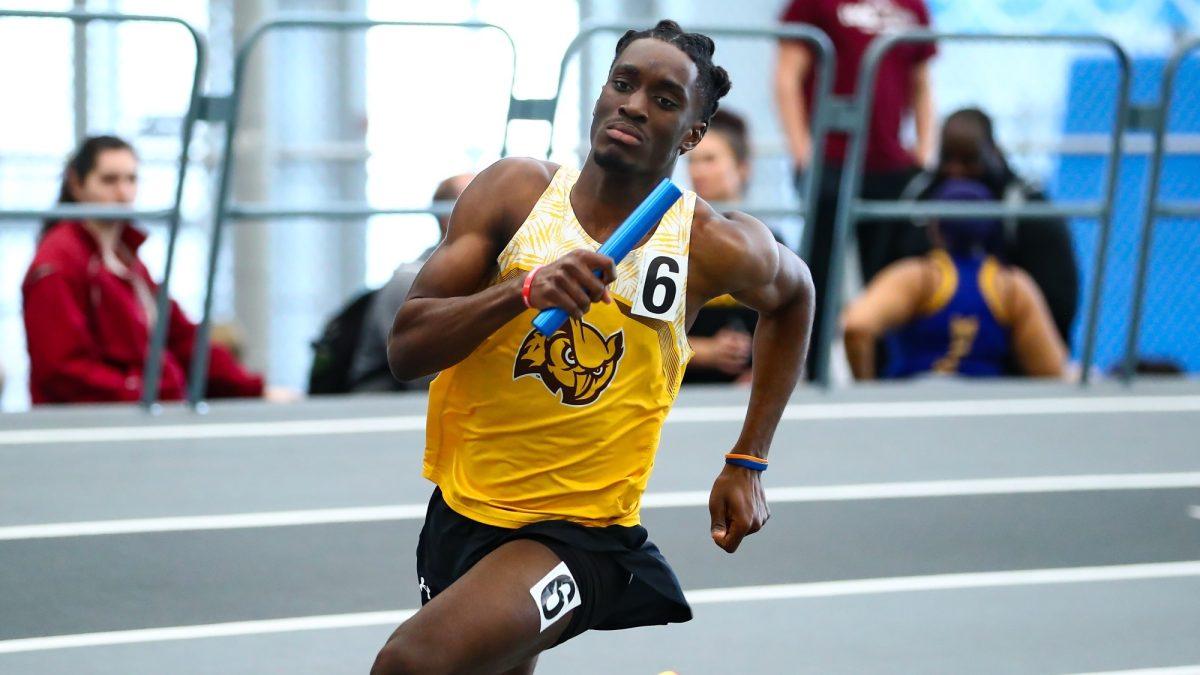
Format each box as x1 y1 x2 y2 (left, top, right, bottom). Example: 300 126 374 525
372 538 573 675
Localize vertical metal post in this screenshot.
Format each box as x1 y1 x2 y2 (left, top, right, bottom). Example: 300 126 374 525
140 23 208 410
797 36 835 262
189 31 252 409
71 0 88 143
1123 38 1199 382
1078 47 1132 385
815 100 869 388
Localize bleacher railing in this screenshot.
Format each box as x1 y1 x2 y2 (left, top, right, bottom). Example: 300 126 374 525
1123 37 1200 382
815 31 1133 387
0 9 207 411
178 15 517 409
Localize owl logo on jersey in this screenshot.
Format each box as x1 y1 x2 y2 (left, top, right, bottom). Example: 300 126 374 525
514 319 624 406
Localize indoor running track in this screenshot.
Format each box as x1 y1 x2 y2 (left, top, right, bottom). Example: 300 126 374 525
1 379 1199 674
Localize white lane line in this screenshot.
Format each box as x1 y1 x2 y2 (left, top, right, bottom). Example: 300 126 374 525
1070 662 1200 667
0 610 417 656
684 560 1200 604
3 395 1199 446
647 472 1200 509
0 416 425 446
1189 505 1200 520
2 472 1198 541
2 560 1198 655
0 504 429 541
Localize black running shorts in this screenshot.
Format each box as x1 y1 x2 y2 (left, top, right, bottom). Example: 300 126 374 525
415 487 692 645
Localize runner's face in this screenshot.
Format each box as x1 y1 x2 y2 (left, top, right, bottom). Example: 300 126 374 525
591 38 706 174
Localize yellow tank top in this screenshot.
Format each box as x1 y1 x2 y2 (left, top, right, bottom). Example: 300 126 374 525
423 166 696 529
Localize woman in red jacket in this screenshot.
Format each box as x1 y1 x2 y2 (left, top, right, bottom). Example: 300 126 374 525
23 135 271 404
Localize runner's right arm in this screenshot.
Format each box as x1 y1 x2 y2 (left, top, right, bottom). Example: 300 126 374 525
388 159 613 381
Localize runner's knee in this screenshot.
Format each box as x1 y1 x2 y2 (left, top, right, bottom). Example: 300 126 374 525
371 634 449 675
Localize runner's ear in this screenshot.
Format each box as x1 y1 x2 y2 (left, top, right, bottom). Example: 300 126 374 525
680 122 706 154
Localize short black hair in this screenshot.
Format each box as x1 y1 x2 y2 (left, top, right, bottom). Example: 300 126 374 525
706 109 750 164
944 107 995 144
611 20 732 123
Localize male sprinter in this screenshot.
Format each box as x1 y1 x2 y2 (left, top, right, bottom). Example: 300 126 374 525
374 20 814 675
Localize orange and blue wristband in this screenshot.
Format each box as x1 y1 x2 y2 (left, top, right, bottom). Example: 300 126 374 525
724 453 768 471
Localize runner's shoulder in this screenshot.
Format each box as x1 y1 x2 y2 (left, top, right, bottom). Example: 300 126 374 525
689 197 779 291
470 157 560 220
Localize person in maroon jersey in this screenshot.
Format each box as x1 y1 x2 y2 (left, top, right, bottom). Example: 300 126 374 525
774 0 937 379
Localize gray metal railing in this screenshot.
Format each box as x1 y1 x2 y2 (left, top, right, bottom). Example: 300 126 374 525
503 21 836 259
1123 37 1200 381
0 9 207 411
179 15 517 408
815 31 1133 386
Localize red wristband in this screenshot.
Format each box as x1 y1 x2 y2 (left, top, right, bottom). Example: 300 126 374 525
522 265 545 309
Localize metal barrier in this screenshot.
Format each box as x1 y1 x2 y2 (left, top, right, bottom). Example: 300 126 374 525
181 16 517 408
503 21 836 260
816 31 1133 387
1123 37 1200 381
0 9 207 410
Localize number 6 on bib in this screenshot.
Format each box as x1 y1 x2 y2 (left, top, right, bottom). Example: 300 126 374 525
632 253 687 321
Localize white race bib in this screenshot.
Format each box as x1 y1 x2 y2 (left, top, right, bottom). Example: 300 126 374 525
631 252 687 321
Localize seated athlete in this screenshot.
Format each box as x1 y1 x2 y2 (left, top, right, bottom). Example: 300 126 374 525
841 178 1066 380
373 20 815 675
684 108 757 384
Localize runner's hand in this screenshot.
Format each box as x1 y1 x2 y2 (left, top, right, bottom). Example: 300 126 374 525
526 250 616 318
708 462 769 553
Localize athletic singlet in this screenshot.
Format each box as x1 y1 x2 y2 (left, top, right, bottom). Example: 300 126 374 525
886 250 1011 378
423 166 696 529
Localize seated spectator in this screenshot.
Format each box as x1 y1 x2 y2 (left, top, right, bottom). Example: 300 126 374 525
899 107 1079 344
346 173 474 392
22 135 279 404
209 322 249 362
684 109 757 383
842 178 1067 380
687 108 751 206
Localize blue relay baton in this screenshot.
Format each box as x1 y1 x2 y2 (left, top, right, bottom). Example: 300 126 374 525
531 178 682 336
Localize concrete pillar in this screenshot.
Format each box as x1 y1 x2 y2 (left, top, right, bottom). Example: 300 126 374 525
224 0 368 388
227 0 273 378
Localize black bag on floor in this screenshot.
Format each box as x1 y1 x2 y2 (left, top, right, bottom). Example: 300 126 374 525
308 289 377 395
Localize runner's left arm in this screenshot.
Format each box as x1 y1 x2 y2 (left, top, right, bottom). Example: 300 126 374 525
693 206 814 553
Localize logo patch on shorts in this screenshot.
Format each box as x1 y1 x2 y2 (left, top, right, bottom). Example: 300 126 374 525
529 561 582 632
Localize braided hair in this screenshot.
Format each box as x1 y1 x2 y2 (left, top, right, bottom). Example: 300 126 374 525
611 20 732 123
